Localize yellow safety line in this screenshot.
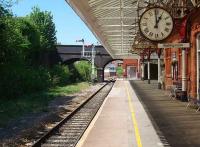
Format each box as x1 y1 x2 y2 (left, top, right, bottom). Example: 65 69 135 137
125 83 142 147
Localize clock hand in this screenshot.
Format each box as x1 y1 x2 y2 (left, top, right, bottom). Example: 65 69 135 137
157 12 164 24
154 9 158 28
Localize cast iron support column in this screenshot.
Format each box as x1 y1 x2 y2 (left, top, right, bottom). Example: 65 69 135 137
97 68 104 83
148 61 150 84
181 48 187 101
141 63 145 81
157 49 162 89
137 57 140 79
140 52 145 81
147 49 151 84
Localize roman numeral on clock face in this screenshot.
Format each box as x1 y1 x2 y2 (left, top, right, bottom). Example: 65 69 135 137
142 23 147 26
165 27 170 32
155 34 159 38
144 28 149 34
148 11 153 16
166 22 171 26
148 32 153 37
165 16 170 20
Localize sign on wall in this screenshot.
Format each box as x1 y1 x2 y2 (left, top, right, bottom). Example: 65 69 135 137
158 43 190 48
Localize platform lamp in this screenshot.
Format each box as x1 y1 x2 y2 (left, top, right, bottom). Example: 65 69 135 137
76 39 85 57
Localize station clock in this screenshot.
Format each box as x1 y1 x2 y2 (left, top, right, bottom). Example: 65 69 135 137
139 7 173 42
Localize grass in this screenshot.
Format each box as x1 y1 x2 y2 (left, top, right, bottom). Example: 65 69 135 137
0 82 90 127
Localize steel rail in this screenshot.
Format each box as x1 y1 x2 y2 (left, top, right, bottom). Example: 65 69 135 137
32 81 114 147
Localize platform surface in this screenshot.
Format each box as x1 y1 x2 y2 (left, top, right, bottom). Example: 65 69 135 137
76 80 164 147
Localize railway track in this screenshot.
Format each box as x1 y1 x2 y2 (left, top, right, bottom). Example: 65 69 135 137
32 82 114 147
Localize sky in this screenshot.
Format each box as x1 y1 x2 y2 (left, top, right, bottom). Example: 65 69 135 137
11 0 98 45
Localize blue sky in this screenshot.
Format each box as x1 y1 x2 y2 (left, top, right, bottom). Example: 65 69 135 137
11 0 98 45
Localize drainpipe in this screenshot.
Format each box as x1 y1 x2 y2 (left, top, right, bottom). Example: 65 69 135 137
157 49 162 89
181 48 187 101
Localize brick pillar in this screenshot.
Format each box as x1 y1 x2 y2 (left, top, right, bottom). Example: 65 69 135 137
97 68 104 82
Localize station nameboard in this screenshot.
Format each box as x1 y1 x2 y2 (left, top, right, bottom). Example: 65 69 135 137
158 43 190 48
132 44 157 49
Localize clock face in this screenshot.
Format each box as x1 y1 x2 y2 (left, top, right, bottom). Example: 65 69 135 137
139 7 173 41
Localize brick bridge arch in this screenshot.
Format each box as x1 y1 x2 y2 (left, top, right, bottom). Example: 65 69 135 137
56 45 113 82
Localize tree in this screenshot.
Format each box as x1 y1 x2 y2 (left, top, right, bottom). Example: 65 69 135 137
0 0 18 8
0 3 29 65
16 18 40 65
0 2 11 64
29 7 57 51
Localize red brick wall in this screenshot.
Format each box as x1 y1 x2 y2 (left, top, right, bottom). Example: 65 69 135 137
189 8 200 97
123 59 139 78
164 7 200 98
164 18 182 87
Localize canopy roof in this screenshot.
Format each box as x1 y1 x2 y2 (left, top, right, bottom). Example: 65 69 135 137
66 0 195 59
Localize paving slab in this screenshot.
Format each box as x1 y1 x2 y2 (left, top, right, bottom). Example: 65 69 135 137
76 80 163 147
130 80 200 147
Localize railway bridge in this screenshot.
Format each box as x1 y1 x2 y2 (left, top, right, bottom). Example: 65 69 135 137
8 1 200 147
56 45 113 82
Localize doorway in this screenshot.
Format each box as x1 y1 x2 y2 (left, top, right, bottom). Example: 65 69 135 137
144 63 158 80
127 66 137 79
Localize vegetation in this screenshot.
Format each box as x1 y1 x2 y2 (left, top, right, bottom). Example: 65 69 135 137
116 66 123 77
74 61 92 81
0 1 94 126
0 82 90 127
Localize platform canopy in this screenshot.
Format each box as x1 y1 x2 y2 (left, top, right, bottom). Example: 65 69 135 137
66 0 148 59
66 0 195 59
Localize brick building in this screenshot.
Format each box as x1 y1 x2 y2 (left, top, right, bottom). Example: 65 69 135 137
123 59 140 79
164 7 200 99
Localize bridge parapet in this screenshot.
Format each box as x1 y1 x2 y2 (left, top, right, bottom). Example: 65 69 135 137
56 45 113 68
56 45 114 82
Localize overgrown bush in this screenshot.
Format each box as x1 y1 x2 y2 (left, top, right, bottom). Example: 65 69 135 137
0 61 93 99
50 64 71 86
74 61 92 82
116 66 123 77
0 4 94 100
0 64 51 99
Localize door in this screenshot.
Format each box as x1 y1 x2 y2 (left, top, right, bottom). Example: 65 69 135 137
127 66 137 79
